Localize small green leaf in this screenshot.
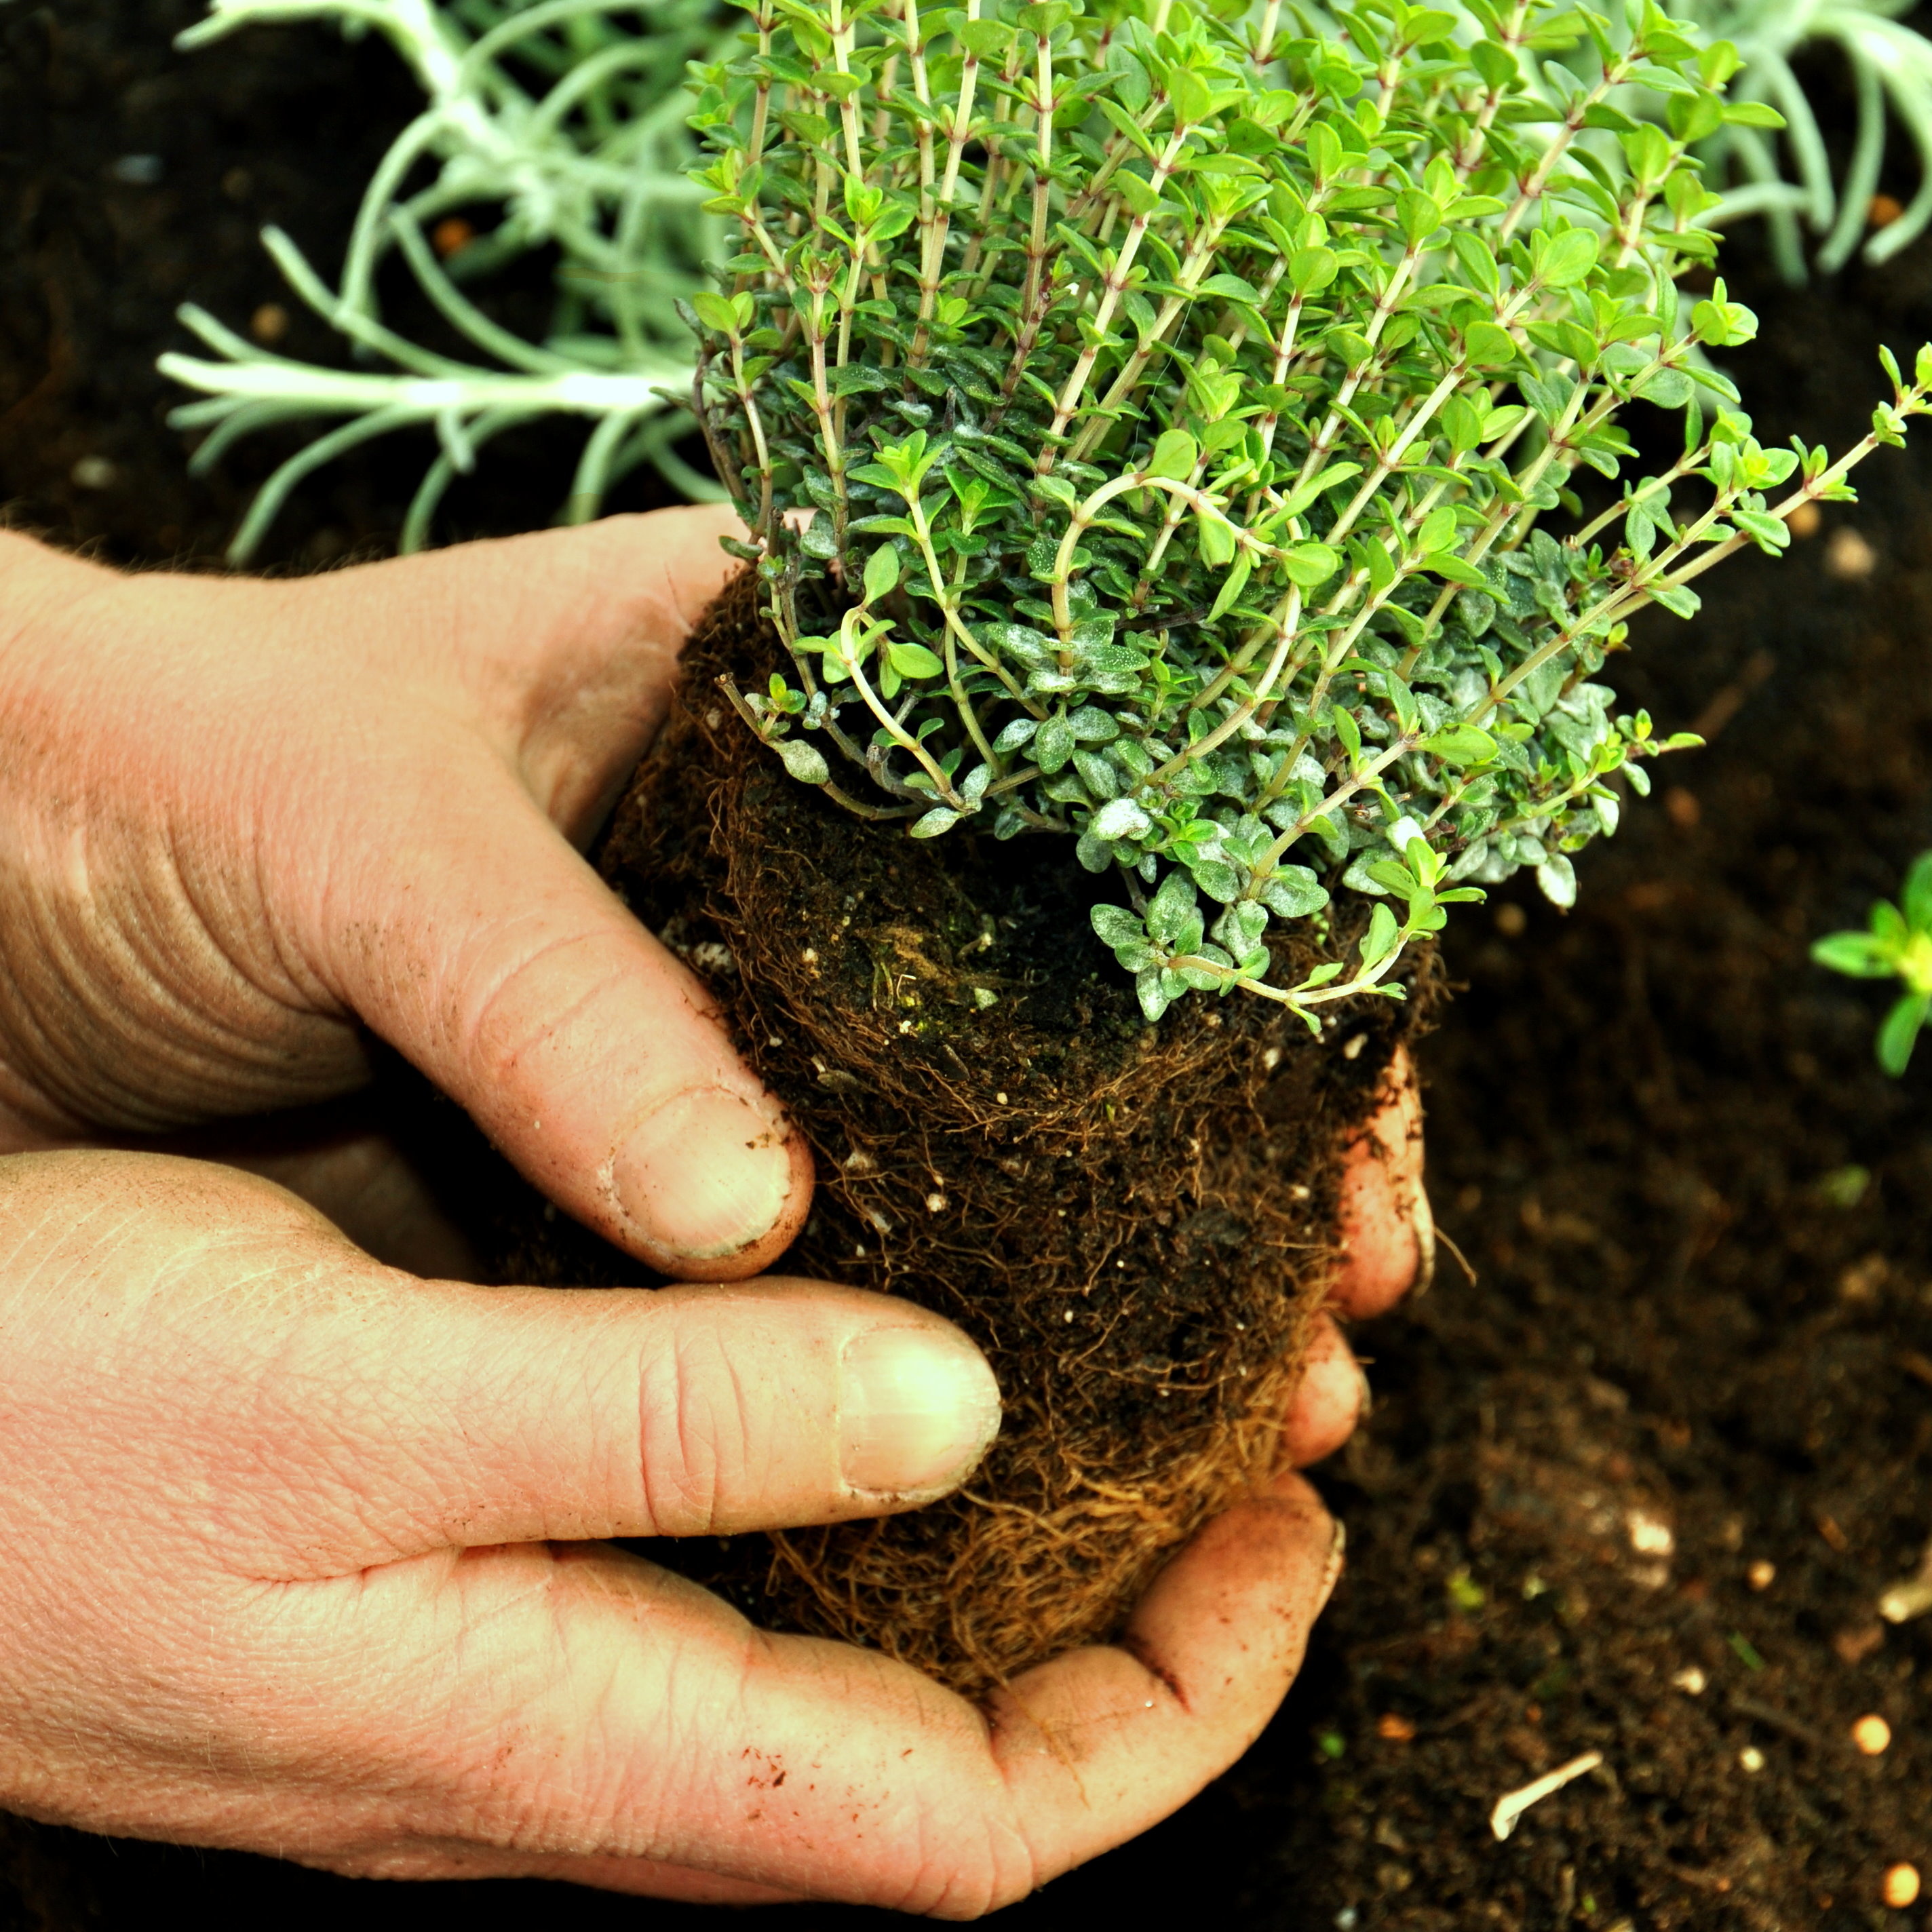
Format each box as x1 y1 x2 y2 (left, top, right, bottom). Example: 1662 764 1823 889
863 543 900 602
774 737 830 785
1812 930 1900 978
910 807 963 838
1146 429 1199 480
888 639 945 679
1281 541 1340 587
1359 901 1399 966
1207 552 1252 621
691 290 741 335
1878 991 1929 1075
1197 511 1238 567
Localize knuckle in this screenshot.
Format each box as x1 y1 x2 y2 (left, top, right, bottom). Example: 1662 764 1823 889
634 1326 759 1535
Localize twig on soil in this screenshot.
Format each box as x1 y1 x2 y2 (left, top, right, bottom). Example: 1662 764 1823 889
1729 1693 1833 1752
1488 1751 1604 1842
1435 1224 1479 1286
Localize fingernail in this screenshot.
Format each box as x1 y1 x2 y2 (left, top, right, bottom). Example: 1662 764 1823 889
1411 1184 1437 1298
839 1326 1002 1496
611 1086 796 1262
1318 1518 1348 1614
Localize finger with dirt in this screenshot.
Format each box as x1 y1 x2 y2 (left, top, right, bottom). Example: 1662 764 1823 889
1277 1311 1369 1468
1330 1044 1433 1317
0 513 813 1281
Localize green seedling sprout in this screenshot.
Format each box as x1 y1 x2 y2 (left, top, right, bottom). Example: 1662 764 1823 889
1813 852 1932 1074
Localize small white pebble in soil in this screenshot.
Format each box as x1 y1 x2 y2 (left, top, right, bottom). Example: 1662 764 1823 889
1627 1510 1676 1558
70 455 117 490
1738 1747 1765 1773
1853 1714 1893 1756
1825 525 1878 580
1672 1666 1707 1695
1494 902 1527 937
801 947 819 964
1262 1046 1281 1071
1064 1309 1075 1323
925 1192 946 1214
1884 1863 1922 1909
1342 1032 1367 1060
995 1091 1008 1104
1747 1560 1776 1591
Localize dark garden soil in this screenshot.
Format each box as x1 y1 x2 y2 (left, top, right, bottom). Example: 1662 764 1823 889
7 4 1932 1929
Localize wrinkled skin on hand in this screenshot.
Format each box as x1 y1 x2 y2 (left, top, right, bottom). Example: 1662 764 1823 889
0 515 1429 1909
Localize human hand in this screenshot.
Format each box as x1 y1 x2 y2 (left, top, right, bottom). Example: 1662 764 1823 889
0 1148 1372 1910
0 515 1429 1903
0 509 808 1280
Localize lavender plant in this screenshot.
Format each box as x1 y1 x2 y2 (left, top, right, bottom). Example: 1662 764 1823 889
163 0 733 560
689 0 1932 1027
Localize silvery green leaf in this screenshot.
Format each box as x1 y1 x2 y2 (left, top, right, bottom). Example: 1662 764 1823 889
1591 790 1620 834
1136 968 1173 1022
959 761 992 804
1342 855 1390 895
1073 749 1121 799
986 621 1054 665
1092 797 1152 841
1069 706 1121 742
1260 866 1328 919
775 738 830 784
1146 870 1199 946
1212 900 1269 953
910 807 963 838
1035 712 1075 773
994 717 1039 752
1026 668 1079 695
1511 833 1547 864
1075 831 1115 872
1187 857 1241 903
1536 853 1578 908
992 807 1027 841
1091 905 1147 949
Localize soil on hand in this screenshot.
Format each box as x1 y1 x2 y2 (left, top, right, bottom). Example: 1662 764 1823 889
482 564 1421 1693
8 3 1932 1926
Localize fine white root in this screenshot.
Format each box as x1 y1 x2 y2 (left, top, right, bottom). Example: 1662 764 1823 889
1489 1752 1605 1842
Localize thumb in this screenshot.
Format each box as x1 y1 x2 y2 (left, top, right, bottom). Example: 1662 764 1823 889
235 1268 1003 1575
311 770 813 1279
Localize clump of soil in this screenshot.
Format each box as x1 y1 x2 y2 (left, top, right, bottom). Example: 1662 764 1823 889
484 565 1428 1691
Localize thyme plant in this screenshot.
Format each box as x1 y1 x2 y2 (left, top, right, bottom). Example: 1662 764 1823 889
1814 852 1932 1074
163 0 733 560
691 0 1931 1027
